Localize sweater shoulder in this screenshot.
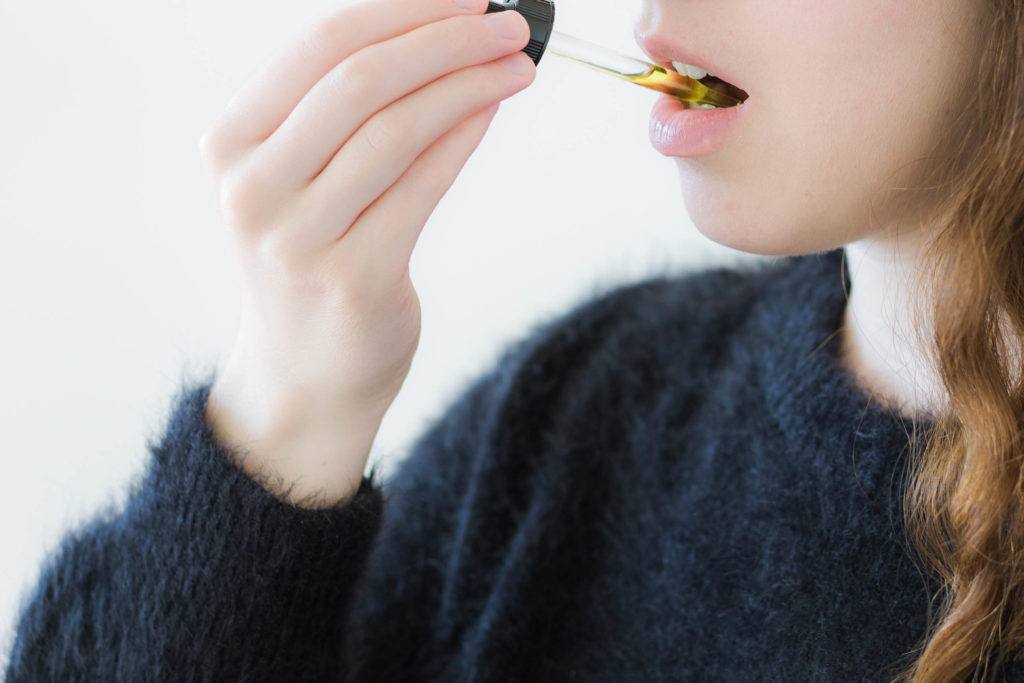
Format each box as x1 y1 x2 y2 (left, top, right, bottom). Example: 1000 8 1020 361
347 256 798 677
560 256 793 374
380 254 793 504
526 254 790 360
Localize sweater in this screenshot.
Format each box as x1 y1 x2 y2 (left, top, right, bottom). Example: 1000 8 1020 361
6 246 1024 682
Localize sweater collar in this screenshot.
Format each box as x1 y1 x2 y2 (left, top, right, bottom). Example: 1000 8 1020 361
750 246 932 482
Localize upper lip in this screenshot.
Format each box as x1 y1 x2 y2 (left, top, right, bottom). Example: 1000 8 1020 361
633 25 746 96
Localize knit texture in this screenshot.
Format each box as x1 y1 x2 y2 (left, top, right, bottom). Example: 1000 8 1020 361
6 247 1024 681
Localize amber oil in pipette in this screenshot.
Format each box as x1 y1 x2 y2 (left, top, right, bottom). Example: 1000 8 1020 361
621 65 744 108
549 51 744 109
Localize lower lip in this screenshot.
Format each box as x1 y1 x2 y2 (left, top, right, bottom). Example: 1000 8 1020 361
649 94 747 157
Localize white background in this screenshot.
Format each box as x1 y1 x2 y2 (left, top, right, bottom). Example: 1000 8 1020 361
0 0 763 666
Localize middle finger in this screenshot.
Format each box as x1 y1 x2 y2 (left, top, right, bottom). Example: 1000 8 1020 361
253 10 530 185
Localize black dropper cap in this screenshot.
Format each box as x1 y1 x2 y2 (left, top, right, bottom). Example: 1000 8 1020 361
485 0 555 67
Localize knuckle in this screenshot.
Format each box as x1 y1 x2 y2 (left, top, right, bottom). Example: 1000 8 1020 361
220 166 269 236
198 126 227 170
409 158 452 196
256 229 305 276
469 63 506 95
198 129 215 161
302 12 345 58
328 51 377 101
199 117 250 176
361 112 406 154
447 18 478 54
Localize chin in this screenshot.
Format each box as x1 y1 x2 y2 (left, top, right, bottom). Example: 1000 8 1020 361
677 171 850 258
682 195 812 257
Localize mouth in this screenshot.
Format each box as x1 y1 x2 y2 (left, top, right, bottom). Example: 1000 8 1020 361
662 60 749 107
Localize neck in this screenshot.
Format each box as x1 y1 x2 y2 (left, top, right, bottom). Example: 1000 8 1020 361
839 232 948 421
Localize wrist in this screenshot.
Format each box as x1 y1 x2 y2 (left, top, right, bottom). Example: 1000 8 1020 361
205 369 389 508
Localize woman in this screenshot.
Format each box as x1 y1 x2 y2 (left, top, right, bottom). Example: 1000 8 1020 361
5 0 1022 680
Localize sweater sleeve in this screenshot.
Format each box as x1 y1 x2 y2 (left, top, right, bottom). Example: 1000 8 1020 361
3 374 385 683
4 274 660 683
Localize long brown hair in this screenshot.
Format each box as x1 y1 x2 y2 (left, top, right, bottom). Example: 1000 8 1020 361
878 2 1024 680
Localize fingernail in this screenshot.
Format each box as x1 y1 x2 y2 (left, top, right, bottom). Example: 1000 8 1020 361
496 52 532 74
483 10 523 39
454 0 481 9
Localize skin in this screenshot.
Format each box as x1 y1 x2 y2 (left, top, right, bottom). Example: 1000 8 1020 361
200 0 537 506
633 0 992 420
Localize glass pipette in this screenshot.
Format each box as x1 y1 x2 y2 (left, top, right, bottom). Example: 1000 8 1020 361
544 30 745 109
483 0 746 108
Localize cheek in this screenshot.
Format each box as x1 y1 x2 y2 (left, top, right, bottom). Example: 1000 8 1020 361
676 0 974 254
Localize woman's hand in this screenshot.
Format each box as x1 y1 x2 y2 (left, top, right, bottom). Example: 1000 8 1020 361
199 0 535 506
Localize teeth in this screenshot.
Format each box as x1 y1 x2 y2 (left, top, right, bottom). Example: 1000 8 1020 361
671 60 709 80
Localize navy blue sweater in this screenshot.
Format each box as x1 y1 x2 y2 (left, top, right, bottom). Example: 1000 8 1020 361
6 247 1024 681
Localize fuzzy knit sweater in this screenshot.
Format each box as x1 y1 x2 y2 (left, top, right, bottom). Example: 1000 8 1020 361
6 247 1024 682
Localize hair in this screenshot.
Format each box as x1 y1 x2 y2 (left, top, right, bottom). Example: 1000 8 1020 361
871 2 1024 680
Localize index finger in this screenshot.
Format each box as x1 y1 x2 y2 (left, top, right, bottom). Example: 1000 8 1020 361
206 0 488 156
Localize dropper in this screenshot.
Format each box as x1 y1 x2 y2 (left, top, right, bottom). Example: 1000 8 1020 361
545 31 745 108
484 0 746 109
